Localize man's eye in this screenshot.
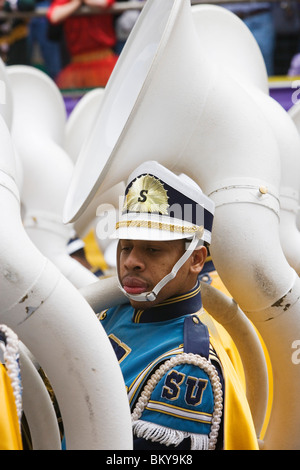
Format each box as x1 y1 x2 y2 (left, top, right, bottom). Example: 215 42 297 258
148 247 159 253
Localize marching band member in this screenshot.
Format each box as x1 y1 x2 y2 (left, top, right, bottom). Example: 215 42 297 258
97 161 258 450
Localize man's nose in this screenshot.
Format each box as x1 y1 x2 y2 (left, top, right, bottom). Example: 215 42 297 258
124 248 145 270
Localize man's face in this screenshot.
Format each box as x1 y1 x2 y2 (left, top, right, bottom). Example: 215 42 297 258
117 238 206 310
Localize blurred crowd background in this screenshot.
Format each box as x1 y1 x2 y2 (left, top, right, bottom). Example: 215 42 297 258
0 0 300 92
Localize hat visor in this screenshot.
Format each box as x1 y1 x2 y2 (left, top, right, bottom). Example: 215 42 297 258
110 226 190 241
109 214 203 242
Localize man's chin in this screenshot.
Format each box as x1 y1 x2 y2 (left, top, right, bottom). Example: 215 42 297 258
129 297 157 311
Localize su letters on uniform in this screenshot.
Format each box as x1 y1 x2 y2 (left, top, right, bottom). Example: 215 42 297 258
162 370 208 406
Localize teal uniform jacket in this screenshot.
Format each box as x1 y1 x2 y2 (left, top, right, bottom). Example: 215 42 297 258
97 282 224 450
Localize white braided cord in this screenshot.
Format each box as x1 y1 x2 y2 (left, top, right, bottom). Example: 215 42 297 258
0 325 22 424
131 352 223 450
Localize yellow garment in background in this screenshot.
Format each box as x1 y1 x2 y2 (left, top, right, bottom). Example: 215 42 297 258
83 229 108 271
207 267 273 443
0 364 22 450
209 326 259 450
196 308 258 449
207 269 246 390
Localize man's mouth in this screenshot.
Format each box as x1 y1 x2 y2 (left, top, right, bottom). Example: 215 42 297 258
122 276 149 295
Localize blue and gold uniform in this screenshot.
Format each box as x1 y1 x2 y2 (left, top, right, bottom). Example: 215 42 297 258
98 279 259 450
99 281 224 450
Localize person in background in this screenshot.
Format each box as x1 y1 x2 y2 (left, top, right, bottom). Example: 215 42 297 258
28 0 63 80
47 0 118 89
278 1 300 76
0 0 34 66
67 234 104 276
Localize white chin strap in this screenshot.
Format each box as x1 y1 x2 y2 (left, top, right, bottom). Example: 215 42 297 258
118 233 203 303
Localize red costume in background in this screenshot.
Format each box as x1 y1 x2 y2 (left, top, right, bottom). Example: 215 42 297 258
47 0 118 89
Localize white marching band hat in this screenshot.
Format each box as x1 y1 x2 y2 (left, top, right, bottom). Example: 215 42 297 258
111 161 214 244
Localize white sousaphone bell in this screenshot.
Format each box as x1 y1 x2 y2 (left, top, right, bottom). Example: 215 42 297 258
0 60 59 450
7 65 99 288
64 86 125 268
64 87 106 165
192 6 300 277
286 103 300 268
0 58 13 130
65 0 300 449
0 58 23 193
0 65 132 448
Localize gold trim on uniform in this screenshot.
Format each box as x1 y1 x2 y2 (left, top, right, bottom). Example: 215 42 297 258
133 285 202 323
108 334 132 364
145 400 213 424
97 310 108 321
128 347 184 405
116 220 203 235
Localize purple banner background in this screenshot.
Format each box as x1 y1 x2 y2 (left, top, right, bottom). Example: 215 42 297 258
269 87 296 111
63 84 300 118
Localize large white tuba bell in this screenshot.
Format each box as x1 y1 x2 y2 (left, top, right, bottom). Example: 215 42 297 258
270 98 300 275
64 0 300 449
64 87 125 240
63 0 217 223
64 87 106 164
0 58 13 130
288 102 300 246
8 65 98 288
192 5 300 276
64 86 124 272
192 5 300 277
0 58 23 194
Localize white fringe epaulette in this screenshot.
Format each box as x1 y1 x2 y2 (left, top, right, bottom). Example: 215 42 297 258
0 325 22 424
131 353 223 450
132 419 209 450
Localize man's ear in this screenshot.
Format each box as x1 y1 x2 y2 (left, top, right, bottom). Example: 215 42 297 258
190 246 207 275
